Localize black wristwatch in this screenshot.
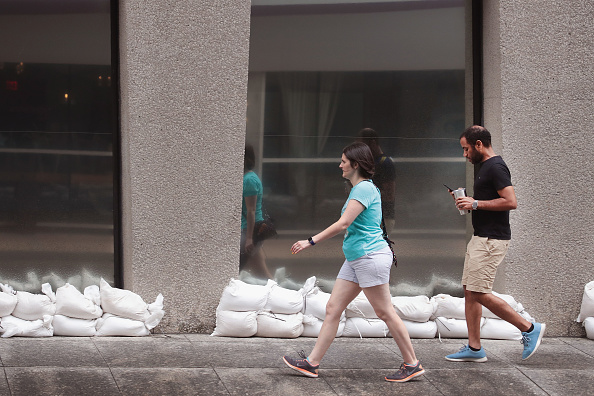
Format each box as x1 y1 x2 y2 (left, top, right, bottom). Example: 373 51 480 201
308 237 316 246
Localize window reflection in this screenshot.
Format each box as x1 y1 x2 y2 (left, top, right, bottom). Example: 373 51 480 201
0 2 115 291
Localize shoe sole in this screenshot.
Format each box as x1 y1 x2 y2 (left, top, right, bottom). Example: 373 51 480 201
445 356 487 362
385 369 426 383
522 323 546 360
282 356 319 378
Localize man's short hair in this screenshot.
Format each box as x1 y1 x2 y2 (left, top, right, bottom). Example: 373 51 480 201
460 125 492 148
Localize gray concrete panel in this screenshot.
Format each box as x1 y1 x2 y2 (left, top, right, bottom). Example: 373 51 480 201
482 1 594 336
0 338 107 368
118 1 252 333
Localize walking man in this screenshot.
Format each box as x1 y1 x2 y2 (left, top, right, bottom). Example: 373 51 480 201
446 125 545 362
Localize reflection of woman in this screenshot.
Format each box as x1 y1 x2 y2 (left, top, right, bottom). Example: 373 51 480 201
241 145 273 279
282 142 424 383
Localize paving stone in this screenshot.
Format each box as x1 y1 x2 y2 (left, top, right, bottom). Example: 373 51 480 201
5 367 119 396
323 368 441 396
424 368 548 396
0 338 107 367
112 368 228 395
216 367 337 396
93 336 209 368
520 368 594 396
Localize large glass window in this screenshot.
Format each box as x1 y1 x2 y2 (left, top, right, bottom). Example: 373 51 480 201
0 1 117 291
244 1 467 296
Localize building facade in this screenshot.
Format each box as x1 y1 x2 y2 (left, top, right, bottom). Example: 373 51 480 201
1 0 593 336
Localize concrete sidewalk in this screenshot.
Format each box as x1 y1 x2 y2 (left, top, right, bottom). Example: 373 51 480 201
0 335 592 395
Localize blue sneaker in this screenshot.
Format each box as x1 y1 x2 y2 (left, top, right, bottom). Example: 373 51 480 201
521 322 546 360
445 345 487 362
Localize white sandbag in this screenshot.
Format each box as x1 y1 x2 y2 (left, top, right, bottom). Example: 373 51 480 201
56 283 103 320
577 281 594 322
435 317 486 338
144 293 165 330
393 296 436 323
217 279 274 312
584 317 594 339
0 315 54 338
12 283 56 321
0 290 17 317
432 292 523 321
343 317 389 338
53 314 97 337
480 317 522 340
303 287 345 321
301 314 345 338
346 292 376 318
95 313 149 337
211 310 257 337
402 319 437 339
264 277 316 314
84 285 101 306
256 312 304 338
99 278 163 323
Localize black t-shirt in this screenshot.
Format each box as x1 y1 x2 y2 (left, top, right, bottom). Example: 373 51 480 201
472 156 513 240
372 154 396 219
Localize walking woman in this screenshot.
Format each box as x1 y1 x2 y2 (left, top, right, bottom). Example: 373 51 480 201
241 144 273 279
282 142 424 383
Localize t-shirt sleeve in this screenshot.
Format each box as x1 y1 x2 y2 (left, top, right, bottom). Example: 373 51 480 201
491 162 513 191
349 182 375 209
243 176 259 197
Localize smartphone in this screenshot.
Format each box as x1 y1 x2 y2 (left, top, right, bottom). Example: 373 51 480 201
443 184 453 192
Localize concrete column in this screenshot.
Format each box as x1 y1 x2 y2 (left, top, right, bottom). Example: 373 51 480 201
483 1 594 336
119 1 251 332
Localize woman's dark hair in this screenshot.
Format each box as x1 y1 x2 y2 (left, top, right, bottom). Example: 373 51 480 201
460 125 492 148
343 142 375 179
244 144 256 171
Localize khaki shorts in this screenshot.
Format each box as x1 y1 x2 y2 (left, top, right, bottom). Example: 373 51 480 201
462 236 510 293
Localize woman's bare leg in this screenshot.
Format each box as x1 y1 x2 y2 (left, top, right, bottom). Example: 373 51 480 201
364 283 418 364
308 279 361 365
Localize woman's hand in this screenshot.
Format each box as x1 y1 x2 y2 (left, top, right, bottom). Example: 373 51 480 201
291 240 311 255
244 238 255 254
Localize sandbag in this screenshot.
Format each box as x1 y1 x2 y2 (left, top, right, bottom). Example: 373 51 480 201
53 314 97 337
303 287 345 321
211 310 258 337
435 317 486 338
584 317 594 339
431 292 523 320
393 296 436 323
56 283 103 319
577 281 594 322
402 319 437 339
0 290 17 317
343 317 389 338
99 279 164 325
301 314 345 338
12 283 56 321
256 312 303 338
480 317 522 340
217 279 274 312
264 277 315 314
0 315 54 338
95 313 149 337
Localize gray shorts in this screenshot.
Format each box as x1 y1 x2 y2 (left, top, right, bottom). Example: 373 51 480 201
337 246 392 288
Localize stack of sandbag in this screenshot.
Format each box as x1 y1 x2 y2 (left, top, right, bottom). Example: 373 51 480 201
97 278 165 336
342 292 437 338
256 277 317 338
432 291 534 340
53 284 102 336
0 283 55 338
301 283 346 338
576 280 594 339
212 279 274 337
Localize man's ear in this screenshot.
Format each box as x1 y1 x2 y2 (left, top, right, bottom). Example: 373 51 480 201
475 140 484 150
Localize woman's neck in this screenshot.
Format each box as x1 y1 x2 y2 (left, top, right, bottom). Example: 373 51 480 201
349 174 367 186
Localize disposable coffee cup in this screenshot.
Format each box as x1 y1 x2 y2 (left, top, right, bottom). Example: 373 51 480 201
453 188 470 215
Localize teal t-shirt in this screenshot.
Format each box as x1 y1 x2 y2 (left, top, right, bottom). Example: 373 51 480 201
341 180 388 261
241 171 264 230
